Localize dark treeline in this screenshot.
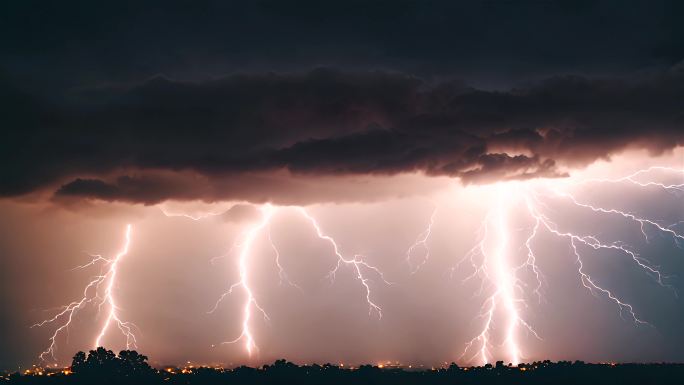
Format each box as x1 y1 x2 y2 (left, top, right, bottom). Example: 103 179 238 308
5 348 684 385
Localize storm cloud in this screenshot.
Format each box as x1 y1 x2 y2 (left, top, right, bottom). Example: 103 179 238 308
3 0 684 370
1 66 682 204
2 0 683 204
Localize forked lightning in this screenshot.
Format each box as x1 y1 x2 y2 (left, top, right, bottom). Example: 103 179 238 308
33 225 137 362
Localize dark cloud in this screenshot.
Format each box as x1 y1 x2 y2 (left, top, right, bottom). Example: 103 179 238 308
54 175 203 204
2 65 684 204
1 0 682 205
50 170 452 206
3 0 682 93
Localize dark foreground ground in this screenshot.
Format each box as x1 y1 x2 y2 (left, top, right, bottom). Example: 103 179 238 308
4 348 683 385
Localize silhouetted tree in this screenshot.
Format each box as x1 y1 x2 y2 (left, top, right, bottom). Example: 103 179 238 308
62 347 156 384
84 347 118 374
118 350 152 374
17 350 684 385
70 351 86 373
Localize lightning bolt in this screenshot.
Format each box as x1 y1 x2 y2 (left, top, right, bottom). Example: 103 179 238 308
268 225 302 291
546 191 677 289
459 185 540 366
523 193 652 325
406 206 437 274
204 204 389 358
458 167 683 365
564 167 684 248
32 224 137 362
297 207 390 318
579 166 684 195
209 205 275 357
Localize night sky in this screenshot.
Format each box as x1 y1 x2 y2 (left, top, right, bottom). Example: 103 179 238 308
1 0 684 370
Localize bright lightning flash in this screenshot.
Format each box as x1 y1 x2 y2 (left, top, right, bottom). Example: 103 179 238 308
459 185 540 366
206 205 389 358
209 205 275 356
32 224 137 362
458 167 683 365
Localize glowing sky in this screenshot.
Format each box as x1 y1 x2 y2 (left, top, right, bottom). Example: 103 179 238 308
1 150 682 369
1 0 684 371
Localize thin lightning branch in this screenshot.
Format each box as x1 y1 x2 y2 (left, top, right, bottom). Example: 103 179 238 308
452 223 486 285
268 226 302 291
297 207 390 318
517 213 545 303
579 166 684 194
546 190 677 296
32 224 137 362
569 239 647 325
461 293 496 366
553 190 684 247
523 195 650 325
458 208 496 365
406 206 437 274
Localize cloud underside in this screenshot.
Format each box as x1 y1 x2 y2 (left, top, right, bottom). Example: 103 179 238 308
2 67 683 205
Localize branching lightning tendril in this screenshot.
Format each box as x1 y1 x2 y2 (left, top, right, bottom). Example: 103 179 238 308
296 207 391 317
32 224 137 362
34 166 680 365
458 187 541 366
406 206 437 274
201 204 388 358
458 167 683 365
